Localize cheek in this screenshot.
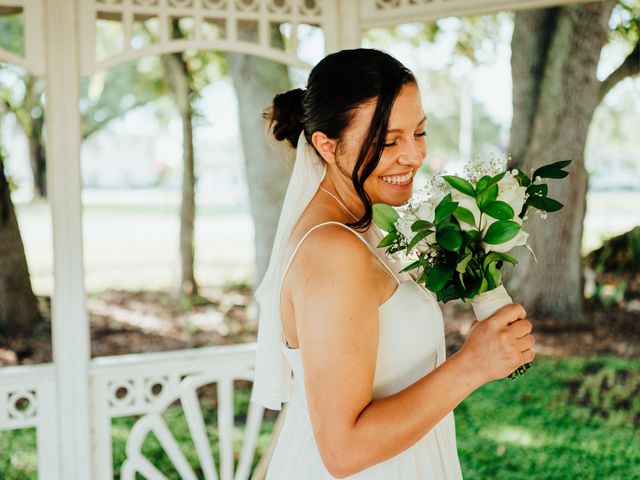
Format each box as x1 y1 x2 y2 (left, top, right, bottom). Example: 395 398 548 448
419 139 428 158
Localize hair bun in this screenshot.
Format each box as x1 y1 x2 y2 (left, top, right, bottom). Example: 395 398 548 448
264 88 306 148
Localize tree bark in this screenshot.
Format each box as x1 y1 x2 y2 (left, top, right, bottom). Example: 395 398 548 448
28 113 46 201
0 153 41 335
227 25 294 286
163 21 198 297
505 1 617 323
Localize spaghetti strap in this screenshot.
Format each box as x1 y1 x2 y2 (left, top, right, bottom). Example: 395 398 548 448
278 221 401 348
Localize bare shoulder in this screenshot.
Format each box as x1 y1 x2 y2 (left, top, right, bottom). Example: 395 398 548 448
291 223 375 284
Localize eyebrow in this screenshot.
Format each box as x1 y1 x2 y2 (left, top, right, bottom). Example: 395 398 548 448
387 115 427 133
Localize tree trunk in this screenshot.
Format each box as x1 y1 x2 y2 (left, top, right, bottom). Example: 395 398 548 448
0 153 41 335
227 25 294 286
505 1 616 324
28 114 46 201
178 81 197 297
162 23 198 297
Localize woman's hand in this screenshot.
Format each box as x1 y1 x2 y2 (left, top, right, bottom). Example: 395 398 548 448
460 304 535 383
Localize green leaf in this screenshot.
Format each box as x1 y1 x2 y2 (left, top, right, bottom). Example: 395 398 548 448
483 220 521 245
464 230 481 243
400 259 421 273
438 282 463 303
377 231 396 248
479 277 489 295
372 203 399 232
476 175 492 194
477 184 498 210
514 169 531 187
527 195 564 212
406 229 432 253
436 227 463 252
453 206 477 228
532 160 572 180
443 175 476 198
411 219 433 231
456 252 473 273
426 263 454 292
488 261 503 287
458 272 466 289
483 252 518 269
484 200 514 220
526 183 548 197
434 194 458 223
488 171 507 187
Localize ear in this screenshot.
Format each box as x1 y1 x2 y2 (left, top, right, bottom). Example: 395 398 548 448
311 131 338 164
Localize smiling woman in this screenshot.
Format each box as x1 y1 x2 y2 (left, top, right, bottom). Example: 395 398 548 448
253 47 530 479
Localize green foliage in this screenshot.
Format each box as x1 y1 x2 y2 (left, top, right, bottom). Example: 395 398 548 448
483 220 521 245
372 203 400 232
0 11 24 56
375 159 570 306
443 175 476 197
2 357 639 478
611 1 640 44
0 427 37 479
456 355 640 479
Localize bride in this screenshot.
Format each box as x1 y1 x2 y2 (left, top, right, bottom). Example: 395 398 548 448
252 48 535 479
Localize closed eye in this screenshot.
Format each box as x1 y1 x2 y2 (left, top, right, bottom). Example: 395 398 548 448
383 131 427 148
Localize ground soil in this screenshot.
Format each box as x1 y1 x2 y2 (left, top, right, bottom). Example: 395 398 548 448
1 285 638 367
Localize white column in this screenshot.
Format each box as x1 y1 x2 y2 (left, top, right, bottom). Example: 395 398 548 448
324 0 362 53
43 0 92 478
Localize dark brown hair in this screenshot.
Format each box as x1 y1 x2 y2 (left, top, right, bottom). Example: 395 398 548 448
263 48 417 230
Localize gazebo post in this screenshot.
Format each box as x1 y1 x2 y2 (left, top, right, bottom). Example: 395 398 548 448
324 0 361 53
43 0 92 478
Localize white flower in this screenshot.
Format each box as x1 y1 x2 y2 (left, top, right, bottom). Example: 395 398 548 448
395 213 418 243
416 201 435 223
496 172 527 218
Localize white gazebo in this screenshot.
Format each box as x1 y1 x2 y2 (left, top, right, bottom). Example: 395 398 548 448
0 0 596 478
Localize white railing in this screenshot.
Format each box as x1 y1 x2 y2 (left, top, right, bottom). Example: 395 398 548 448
0 363 60 480
0 343 267 480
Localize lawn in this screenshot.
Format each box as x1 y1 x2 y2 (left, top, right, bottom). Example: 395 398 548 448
1 354 638 479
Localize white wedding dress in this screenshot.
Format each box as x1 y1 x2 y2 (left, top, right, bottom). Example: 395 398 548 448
265 220 464 479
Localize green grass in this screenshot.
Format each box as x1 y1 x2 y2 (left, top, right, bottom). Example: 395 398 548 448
1 355 638 478
456 355 640 479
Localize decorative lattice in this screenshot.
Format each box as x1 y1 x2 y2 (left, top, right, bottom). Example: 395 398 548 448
80 0 327 75
0 1 46 74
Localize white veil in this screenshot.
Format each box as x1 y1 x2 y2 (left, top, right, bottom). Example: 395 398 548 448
251 130 326 411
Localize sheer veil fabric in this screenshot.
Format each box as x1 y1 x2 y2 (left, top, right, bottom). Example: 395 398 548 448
251 131 325 411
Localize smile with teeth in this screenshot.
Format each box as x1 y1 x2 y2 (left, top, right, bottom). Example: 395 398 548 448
381 171 413 185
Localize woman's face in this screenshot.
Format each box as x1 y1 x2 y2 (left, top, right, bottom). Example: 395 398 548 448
338 82 427 206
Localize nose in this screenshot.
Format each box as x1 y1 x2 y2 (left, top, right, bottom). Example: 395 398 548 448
398 138 425 168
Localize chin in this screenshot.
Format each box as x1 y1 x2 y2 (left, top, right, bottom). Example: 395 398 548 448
379 190 413 207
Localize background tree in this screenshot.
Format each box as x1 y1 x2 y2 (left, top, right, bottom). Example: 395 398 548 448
505 0 639 323
0 134 40 335
227 24 294 285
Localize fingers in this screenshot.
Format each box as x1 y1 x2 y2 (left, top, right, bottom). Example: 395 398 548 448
510 318 533 339
491 303 527 327
515 333 535 353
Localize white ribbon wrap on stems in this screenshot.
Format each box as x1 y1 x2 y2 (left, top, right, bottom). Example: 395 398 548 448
470 284 513 321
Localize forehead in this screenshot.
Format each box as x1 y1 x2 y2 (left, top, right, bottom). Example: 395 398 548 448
345 83 424 142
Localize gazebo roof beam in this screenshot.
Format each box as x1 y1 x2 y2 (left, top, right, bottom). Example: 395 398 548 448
360 0 603 29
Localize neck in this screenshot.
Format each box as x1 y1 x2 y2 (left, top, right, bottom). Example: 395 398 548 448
319 178 365 223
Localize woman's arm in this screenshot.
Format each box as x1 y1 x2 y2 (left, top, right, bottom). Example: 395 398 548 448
291 226 488 478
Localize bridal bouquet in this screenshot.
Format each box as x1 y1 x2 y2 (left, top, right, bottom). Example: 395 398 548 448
372 157 571 380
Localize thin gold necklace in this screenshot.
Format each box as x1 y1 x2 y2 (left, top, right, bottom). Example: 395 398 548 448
319 186 359 221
